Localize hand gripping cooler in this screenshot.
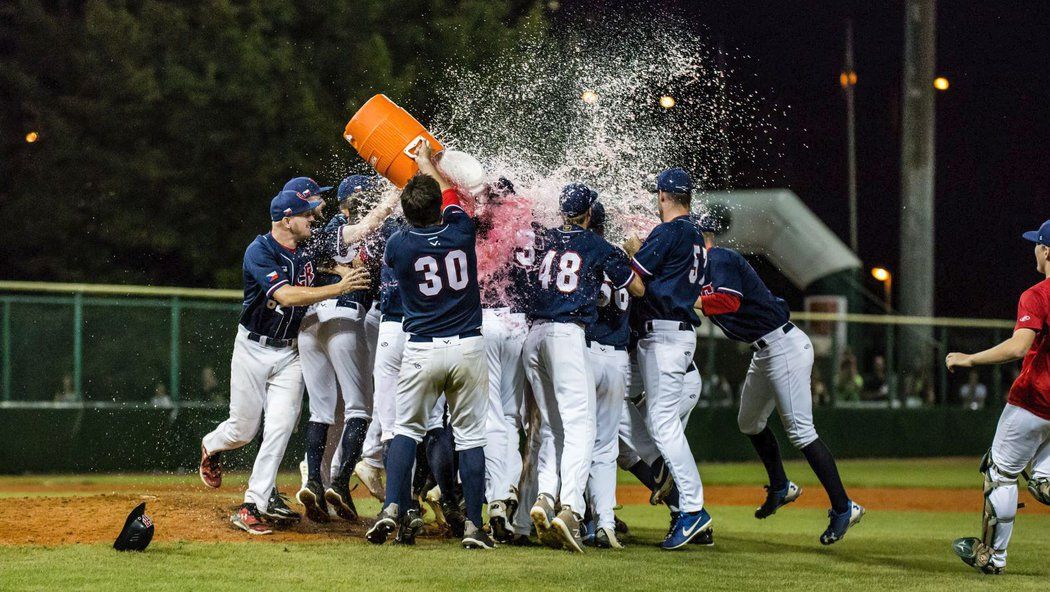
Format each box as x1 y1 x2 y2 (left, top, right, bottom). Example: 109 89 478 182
343 94 444 188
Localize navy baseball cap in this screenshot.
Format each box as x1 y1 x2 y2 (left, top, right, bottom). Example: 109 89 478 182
282 177 333 200
560 183 598 217
654 167 694 194
1022 219 1050 246
270 189 322 221
337 174 378 203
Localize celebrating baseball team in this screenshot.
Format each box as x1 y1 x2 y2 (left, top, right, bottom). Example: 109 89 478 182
191 131 1050 570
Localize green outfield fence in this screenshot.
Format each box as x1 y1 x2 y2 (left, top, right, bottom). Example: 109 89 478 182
0 281 1018 472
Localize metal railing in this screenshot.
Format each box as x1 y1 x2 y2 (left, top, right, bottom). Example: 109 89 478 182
0 281 1017 409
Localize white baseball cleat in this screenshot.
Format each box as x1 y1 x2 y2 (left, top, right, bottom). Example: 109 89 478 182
354 460 386 502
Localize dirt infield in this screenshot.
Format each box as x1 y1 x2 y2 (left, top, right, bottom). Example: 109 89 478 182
2 477 1046 546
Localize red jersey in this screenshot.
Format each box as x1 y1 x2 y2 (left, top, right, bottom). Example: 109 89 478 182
1008 277 1050 419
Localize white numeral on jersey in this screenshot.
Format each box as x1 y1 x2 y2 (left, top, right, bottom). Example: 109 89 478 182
415 250 470 296
415 256 442 296
539 251 582 293
689 244 707 284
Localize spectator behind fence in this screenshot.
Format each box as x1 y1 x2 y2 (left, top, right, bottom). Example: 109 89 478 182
812 373 831 406
151 383 173 408
862 355 889 402
53 374 78 403
700 373 734 407
959 370 988 410
836 350 863 403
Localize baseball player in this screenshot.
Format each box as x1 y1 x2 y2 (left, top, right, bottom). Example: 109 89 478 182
621 167 710 550
694 216 863 545
580 201 632 549
364 142 492 549
198 185 372 535
524 183 639 553
477 179 531 542
946 219 1050 575
295 174 382 524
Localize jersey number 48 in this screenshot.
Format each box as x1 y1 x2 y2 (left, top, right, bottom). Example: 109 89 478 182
538 251 582 293
415 250 469 296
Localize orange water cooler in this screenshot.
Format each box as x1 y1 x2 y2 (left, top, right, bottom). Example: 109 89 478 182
343 94 443 188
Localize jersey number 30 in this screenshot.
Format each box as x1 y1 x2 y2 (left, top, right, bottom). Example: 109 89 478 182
415 250 469 296
538 251 582 293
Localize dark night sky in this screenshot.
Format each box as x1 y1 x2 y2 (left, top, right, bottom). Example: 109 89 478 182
561 1 1050 318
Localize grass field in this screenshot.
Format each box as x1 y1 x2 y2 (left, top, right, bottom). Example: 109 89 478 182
1 458 1047 591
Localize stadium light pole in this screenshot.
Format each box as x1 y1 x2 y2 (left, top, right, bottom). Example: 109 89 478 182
872 267 892 312
841 19 859 254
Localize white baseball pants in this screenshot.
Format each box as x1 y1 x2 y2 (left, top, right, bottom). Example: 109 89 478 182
524 321 596 514
586 342 630 529
393 335 488 450
618 355 701 469
737 326 819 448
635 321 704 512
482 308 528 502
203 326 303 512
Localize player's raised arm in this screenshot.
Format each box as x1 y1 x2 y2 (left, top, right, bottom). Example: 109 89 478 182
412 140 453 192
271 266 371 307
339 191 399 246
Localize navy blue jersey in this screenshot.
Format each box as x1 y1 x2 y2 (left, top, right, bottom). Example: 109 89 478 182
631 215 706 326
239 233 318 339
385 199 482 337
585 248 632 348
376 216 407 317
308 214 372 309
527 225 633 326
702 247 790 342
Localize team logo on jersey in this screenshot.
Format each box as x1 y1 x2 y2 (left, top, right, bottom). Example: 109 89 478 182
295 262 315 286
266 271 279 283
1021 315 1032 322
428 237 441 246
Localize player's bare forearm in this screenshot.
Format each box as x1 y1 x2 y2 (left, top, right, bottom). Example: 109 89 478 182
945 329 1036 371
627 274 645 297
271 268 370 307
341 192 398 244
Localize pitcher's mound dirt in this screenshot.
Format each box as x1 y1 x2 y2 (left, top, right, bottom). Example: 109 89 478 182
1 480 1045 546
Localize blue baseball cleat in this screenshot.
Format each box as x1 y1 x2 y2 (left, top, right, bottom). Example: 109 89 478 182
661 508 712 550
820 500 864 545
755 481 802 519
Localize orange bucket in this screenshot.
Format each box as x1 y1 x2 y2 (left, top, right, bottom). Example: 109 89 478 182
343 94 443 188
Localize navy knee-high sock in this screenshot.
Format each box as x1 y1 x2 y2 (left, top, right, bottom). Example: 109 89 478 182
801 438 849 514
384 435 418 514
425 427 457 503
628 460 656 490
305 421 328 483
333 417 369 486
748 427 789 491
457 446 486 528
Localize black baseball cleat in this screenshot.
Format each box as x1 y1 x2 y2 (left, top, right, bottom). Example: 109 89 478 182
442 498 466 538
262 488 301 526
691 526 714 546
296 479 331 523
613 514 629 536
395 508 424 545
325 479 359 522
366 504 399 545
755 482 802 519
507 533 537 547
462 520 496 549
